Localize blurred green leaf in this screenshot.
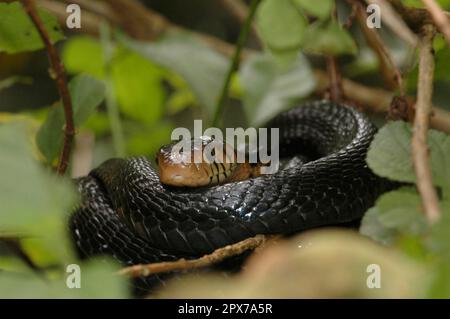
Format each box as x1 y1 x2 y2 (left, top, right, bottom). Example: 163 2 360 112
0 122 77 262
303 20 358 56
112 49 165 123
240 53 315 126
427 200 450 297
0 2 64 54
63 36 166 125
36 75 105 164
0 259 128 298
360 187 427 244
367 121 450 192
292 0 333 19
62 36 105 78
256 0 307 51
119 31 228 120
126 122 174 157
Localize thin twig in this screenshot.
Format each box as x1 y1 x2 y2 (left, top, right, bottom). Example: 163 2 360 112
21 0 74 175
355 1 405 94
366 0 419 46
421 0 450 46
219 0 262 47
412 24 441 224
212 0 260 127
326 56 344 102
314 70 450 134
119 235 266 278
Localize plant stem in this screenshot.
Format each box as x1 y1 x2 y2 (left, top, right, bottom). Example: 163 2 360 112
21 0 75 175
412 24 441 224
100 22 126 157
212 0 260 128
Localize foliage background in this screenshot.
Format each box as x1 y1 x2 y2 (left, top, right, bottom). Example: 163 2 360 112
0 0 450 298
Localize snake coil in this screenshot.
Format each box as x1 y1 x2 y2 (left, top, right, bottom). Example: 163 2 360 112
70 101 394 291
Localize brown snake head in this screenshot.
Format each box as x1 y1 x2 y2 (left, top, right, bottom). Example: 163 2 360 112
156 136 260 187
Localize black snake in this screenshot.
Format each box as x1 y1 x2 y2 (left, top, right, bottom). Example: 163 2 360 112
69 101 395 292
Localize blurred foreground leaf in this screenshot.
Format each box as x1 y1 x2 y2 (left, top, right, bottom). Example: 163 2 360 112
0 2 63 54
0 123 76 261
155 230 428 298
0 259 127 298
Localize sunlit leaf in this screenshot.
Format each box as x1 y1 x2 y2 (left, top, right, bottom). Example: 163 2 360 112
119 31 228 120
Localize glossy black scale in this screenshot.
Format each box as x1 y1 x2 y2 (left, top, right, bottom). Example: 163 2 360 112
69 101 396 293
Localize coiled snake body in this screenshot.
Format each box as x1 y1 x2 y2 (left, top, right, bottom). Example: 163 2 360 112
70 101 394 289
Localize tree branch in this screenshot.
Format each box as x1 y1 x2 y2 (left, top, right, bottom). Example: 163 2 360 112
412 24 441 224
21 0 74 175
421 0 450 46
355 1 405 94
119 235 266 278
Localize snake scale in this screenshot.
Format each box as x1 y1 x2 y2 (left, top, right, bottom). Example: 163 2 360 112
69 101 395 292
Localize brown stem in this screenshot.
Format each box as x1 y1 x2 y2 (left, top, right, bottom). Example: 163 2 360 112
314 70 450 134
21 0 74 175
119 235 266 278
326 56 344 102
412 24 441 224
355 1 405 94
421 0 450 46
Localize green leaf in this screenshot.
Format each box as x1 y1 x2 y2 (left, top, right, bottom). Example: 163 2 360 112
63 36 166 125
62 36 105 78
0 122 77 261
427 200 450 298
367 121 450 192
360 188 428 244
256 0 307 51
119 31 228 120
303 20 358 56
112 49 165 124
0 2 64 54
240 53 315 127
0 259 128 298
36 75 105 164
292 0 333 19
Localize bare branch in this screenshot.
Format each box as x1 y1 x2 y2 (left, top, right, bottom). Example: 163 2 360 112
21 0 74 175
366 0 419 46
355 1 405 94
412 24 441 224
421 0 450 46
119 235 266 278
314 70 450 134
